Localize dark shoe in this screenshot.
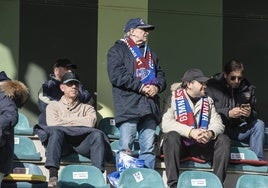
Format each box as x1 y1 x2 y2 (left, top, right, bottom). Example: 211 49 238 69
48 176 58 188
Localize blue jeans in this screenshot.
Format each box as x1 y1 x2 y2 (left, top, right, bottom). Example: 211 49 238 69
116 115 157 169
225 119 265 160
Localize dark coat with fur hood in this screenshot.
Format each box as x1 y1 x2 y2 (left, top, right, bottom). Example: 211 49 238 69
0 79 29 175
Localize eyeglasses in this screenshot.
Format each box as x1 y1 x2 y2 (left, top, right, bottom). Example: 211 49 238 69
230 76 243 81
65 81 79 87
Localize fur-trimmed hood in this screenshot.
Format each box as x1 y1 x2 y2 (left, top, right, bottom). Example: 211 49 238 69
0 80 29 108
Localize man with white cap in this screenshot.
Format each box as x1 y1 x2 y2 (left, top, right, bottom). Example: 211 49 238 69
107 18 166 169
160 68 230 188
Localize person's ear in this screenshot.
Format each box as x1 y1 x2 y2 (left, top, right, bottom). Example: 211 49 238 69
224 72 228 79
60 84 65 92
130 28 135 35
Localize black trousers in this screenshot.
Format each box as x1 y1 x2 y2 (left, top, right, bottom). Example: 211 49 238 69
45 127 106 172
162 131 230 188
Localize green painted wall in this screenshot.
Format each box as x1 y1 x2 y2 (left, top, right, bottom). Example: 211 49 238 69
223 1 268 125
18 1 98 126
1 0 267 127
0 0 19 79
97 0 223 118
0 0 224 125
149 1 222 101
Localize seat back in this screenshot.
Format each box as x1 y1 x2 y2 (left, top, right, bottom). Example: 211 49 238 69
61 153 91 163
14 136 41 161
118 167 165 188
236 174 268 188
98 117 119 140
14 112 34 135
231 140 249 147
230 146 258 160
58 164 109 188
110 140 119 156
12 162 44 175
228 146 268 173
177 170 223 188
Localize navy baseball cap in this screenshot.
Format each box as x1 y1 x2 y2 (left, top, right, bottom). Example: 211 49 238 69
61 72 80 84
124 18 155 33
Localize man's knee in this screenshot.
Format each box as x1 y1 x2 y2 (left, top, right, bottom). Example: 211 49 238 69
47 129 65 144
88 131 105 145
164 131 180 143
254 119 265 131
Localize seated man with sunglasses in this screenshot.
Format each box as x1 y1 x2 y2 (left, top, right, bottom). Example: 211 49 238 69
206 59 265 160
44 72 113 188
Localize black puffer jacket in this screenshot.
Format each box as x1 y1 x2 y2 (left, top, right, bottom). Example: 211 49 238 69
206 73 257 127
107 39 166 125
0 79 29 175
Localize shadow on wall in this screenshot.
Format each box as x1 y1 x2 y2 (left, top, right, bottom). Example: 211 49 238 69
20 62 109 127
0 43 42 126
20 62 47 127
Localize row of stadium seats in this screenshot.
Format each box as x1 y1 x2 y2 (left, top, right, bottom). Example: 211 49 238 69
13 134 268 174
10 113 268 188
3 162 268 188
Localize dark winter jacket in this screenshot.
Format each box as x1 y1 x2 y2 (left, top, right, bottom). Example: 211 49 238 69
206 72 258 127
0 79 29 174
107 39 166 125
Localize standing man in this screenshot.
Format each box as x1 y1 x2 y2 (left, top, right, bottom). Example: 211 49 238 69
44 72 112 188
107 18 166 169
206 59 265 160
161 68 230 188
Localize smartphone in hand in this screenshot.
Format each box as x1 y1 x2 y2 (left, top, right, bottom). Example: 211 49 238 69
240 104 250 109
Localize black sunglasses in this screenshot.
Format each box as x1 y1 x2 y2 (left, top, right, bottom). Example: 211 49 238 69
65 81 79 87
230 76 243 81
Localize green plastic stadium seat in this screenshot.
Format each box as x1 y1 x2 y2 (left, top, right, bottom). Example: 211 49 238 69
98 117 120 140
61 153 91 163
236 174 268 188
177 170 223 188
14 112 34 136
228 146 268 173
58 164 109 188
118 167 165 188
14 136 41 161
